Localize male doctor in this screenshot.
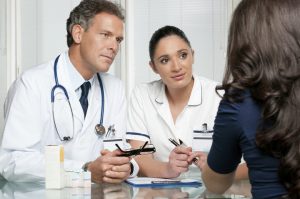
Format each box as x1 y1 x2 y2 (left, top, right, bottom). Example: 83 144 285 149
0 0 138 183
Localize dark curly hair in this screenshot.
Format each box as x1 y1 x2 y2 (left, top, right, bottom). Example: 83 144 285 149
217 0 300 198
66 0 124 47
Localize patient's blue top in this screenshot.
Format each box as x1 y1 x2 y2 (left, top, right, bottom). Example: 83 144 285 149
207 90 287 199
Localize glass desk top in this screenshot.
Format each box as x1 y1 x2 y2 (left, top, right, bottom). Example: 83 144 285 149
0 179 251 199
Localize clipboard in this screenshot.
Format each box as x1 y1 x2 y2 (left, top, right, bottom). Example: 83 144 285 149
125 177 202 188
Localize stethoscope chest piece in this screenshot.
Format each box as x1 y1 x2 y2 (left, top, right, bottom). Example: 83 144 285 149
95 124 106 136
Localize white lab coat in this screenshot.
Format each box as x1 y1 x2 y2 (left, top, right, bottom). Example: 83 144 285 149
0 52 127 182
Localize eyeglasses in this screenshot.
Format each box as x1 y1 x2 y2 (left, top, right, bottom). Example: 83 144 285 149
115 141 156 157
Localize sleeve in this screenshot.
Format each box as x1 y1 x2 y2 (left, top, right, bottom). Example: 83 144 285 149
0 76 46 182
126 85 150 142
207 99 242 174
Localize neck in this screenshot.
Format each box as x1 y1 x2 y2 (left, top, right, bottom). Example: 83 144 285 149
68 46 93 80
166 78 194 106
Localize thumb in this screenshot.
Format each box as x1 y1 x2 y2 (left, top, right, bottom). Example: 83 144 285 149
100 149 112 156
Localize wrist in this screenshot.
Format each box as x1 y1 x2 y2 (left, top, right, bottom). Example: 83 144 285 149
82 161 92 172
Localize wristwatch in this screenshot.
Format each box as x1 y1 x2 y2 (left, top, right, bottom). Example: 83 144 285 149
130 162 134 175
82 161 92 172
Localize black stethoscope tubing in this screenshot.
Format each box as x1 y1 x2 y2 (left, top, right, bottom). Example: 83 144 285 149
51 55 105 141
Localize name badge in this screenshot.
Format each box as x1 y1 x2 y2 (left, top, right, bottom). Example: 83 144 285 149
192 123 213 152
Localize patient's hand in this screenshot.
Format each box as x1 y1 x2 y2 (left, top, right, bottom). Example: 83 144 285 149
188 151 207 171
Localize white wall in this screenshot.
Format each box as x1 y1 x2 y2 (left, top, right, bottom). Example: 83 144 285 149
20 0 80 72
125 0 234 96
0 0 240 137
0 0 7 141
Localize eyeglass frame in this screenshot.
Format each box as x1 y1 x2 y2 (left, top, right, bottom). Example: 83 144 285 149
115 141 156 157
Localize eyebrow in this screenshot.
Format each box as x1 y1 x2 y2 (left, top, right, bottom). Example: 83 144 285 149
155 48 189 61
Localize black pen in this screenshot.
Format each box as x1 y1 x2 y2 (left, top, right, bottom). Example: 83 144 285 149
168 138 199 164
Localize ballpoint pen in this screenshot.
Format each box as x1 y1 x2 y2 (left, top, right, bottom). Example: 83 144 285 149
168 138 198 164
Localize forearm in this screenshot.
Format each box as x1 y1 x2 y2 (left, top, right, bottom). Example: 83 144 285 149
0 150 45 182
234 163 248 180
202 164 235 194
135 155 173 178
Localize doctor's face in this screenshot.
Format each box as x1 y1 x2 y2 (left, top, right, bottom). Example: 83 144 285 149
150 35 194 90
77 12 124 78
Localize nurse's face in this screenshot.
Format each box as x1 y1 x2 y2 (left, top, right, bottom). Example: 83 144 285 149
150 35 194 90
75 12 124 79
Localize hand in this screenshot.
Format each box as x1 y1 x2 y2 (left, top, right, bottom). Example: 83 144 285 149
103 184 131 199
167 146 192 178
88 149 131 183
188 151 207 171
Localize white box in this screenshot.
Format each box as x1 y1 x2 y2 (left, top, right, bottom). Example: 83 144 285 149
45 145 65 189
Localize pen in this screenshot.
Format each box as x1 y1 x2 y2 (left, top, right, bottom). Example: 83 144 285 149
168 138 199 164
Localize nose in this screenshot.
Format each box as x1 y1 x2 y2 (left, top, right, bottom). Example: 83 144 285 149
108 38 119 54
171 58 182 72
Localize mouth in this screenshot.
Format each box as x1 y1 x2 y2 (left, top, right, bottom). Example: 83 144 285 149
171 73 185 80
101 55 114 63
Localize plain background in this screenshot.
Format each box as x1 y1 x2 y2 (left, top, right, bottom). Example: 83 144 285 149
0 0 241 141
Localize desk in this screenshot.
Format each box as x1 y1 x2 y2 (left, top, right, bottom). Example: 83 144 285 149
0 179 251 198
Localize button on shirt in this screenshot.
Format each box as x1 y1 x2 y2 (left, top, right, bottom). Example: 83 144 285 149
126 75 221 178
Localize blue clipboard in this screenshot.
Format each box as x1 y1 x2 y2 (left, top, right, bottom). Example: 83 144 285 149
125 177 202 188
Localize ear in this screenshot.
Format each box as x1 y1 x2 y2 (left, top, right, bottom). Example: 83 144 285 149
71 24 84 44
149 60 158 74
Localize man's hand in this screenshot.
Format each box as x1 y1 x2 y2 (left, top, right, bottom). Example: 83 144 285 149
167 146 192 178
88 149 131 184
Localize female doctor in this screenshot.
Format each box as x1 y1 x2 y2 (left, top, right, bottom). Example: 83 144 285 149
0 0 136 183
126 26 247 180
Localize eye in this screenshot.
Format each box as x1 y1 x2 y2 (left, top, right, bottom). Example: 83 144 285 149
116 37 123 44
179 52 188 59
160 58 169 64
100 32 110 38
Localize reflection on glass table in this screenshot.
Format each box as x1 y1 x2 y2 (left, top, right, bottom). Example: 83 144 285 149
0 179 251 199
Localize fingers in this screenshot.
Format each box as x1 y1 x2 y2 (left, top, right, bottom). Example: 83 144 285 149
103 164 131 183
173 146 192 155
90 151 131 184
100 150 131 165
188 151 207 170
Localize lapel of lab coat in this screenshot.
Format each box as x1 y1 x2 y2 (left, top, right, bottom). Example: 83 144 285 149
154 82 177 135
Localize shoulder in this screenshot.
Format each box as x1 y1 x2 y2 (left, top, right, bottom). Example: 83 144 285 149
13 60 54 94
196 75 220 90
99 73 125 91
130 79 163 98
217 91 259 125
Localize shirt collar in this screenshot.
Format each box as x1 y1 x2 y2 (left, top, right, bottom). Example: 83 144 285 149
155 74 202 106
65 51 94 91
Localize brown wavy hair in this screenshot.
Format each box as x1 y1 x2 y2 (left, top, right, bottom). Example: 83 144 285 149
217 0 300 198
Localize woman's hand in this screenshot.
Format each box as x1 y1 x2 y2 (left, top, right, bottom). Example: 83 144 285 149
167 146 192 178
188 151 207 170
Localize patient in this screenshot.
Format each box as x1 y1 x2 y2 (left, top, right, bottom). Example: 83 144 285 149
202 0 300 198
126 25 247 179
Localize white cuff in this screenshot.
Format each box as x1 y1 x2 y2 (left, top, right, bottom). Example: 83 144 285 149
129 159 139 178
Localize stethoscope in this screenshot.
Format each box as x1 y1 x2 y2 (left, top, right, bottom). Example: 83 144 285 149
51 55 107 141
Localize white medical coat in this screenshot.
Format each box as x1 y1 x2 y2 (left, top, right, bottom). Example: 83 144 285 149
126 75 221 178
0 52 127 182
